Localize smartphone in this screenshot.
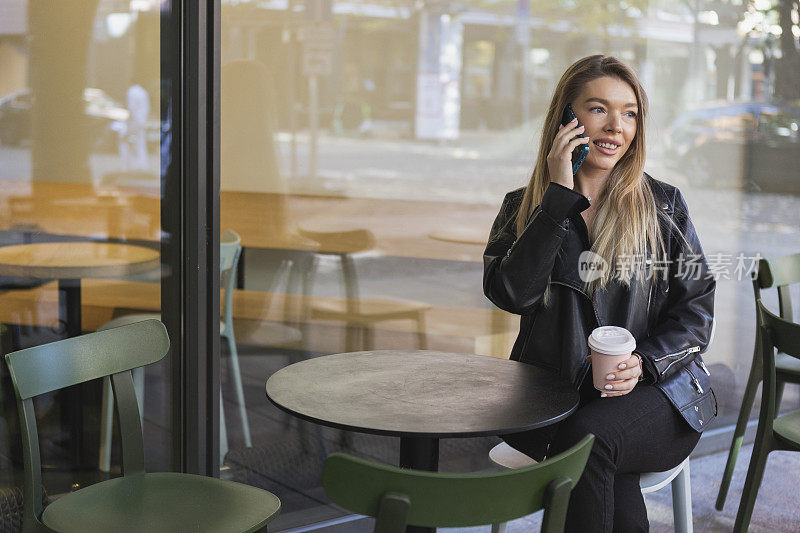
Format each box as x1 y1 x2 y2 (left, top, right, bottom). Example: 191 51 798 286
561 103 589 175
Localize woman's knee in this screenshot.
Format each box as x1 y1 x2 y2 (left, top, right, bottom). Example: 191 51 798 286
550 412 616 460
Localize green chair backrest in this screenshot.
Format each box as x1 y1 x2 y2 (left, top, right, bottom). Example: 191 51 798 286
4 319 170 530
322 434 594 533
757 299 800 425
754 253 800 322
220 229 243 325
750 254 800 371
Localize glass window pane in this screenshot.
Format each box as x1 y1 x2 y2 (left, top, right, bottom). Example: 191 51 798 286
220 0 800 529
0 0 173 513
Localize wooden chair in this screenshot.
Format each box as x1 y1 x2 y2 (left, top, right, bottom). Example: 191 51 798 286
297 226 429 351
4 319 280 533
716 253 800 510
321 434 594 533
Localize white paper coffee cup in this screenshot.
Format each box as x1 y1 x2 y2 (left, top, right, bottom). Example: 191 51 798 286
588 326 636 392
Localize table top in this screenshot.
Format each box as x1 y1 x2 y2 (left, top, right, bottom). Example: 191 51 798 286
0 242 160 279
266 350 579 438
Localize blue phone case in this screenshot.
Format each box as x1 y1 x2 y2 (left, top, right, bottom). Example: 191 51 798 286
561 103 589 174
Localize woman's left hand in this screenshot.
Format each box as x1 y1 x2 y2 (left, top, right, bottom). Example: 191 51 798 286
588 353 643 397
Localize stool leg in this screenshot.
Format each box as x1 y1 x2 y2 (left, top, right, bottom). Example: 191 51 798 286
363 326 375 351
98 376 114 472
345 326 359 353
220 392 229 463
225 333 251 447
671 461 693 533
415 312 427 350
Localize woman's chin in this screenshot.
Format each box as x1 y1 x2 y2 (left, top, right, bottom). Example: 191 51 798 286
583 159 616 173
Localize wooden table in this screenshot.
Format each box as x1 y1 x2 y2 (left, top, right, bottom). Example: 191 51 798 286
0 242 160 337
266 350 579 533
0 241 159 468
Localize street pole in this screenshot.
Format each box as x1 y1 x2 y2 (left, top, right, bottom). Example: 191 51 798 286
303 0 333 180
516 0 531 125
284 13 298 180
309 74 318 180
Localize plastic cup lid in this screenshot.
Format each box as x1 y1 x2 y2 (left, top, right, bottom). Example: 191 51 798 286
588 326 636 356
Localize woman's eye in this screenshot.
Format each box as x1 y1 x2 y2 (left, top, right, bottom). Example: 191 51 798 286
626 112 637 118
590 107 604 113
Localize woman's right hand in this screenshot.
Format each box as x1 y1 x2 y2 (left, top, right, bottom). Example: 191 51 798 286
547 118 590 190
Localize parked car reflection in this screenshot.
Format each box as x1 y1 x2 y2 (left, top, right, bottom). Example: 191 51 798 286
664 101 800 194
0 88 159 152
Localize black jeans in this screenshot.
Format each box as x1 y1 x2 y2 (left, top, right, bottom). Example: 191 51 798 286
503 383 700 533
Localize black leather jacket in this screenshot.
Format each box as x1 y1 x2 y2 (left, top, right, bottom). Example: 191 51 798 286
483 174 716 433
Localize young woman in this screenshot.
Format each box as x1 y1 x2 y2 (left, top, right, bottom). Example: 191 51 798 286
483 55 716 532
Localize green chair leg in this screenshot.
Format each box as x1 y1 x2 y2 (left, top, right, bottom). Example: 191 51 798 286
540 477 573 533
716 354 762 510
732 430 773 533
374 492 410 533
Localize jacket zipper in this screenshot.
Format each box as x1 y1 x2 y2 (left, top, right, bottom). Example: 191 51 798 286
686 366 704 394
654 345 700 362
659 346 700 376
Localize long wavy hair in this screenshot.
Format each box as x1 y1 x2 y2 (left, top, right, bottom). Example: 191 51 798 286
516 54 667 294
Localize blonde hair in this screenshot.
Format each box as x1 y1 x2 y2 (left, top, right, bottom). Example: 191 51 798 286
516 54 667 294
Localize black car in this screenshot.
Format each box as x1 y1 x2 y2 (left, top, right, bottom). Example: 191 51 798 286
664 101 800 194
0 88 157 152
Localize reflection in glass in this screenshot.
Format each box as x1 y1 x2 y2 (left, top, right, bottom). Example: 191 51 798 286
216 0 800 529
0 0 169 522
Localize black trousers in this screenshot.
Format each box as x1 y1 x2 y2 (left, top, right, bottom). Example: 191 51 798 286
503 383 700 533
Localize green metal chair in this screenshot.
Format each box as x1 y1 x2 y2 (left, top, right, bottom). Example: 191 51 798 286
488 442 693 533
733 296 800 532
321 434 594 533
5 319 280 533
716 253 800 510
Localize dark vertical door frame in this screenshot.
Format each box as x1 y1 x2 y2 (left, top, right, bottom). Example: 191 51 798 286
163 0 221 476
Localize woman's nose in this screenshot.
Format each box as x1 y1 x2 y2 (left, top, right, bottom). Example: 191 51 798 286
606 115 623 133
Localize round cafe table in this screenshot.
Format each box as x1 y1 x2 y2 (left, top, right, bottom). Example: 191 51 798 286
0 241 160 469
0 241 160 337
266 350 579 533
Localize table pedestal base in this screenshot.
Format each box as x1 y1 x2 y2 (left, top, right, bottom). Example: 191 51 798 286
59 278 93 470
400 437 439 533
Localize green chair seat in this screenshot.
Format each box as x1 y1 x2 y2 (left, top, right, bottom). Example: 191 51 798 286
773 411 800 448
42 473 280 533
776 352 800 378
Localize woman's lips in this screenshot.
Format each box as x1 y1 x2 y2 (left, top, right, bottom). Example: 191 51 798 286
593 141 620 155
